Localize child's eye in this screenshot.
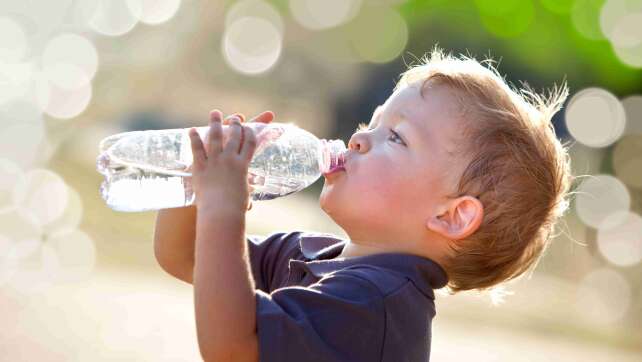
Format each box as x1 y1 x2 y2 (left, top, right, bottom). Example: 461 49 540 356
388 130 405 145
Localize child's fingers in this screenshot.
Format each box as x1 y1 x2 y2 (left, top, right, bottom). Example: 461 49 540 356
249 111 274 124
240 124 257 162
209 109 225 122
223 113 246 125
224 118 244 155
208 111 224 155
189 128 207 165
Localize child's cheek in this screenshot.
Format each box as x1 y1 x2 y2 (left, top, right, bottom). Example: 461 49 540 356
355 162 407 204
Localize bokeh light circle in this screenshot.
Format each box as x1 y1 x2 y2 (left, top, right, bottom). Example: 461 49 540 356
0 16 28 63
571 0 607 40
42 33 98 90
222 16 283 75
3 0 74 49
46 228 96 283
0 210 42 249
0 234 15 286
12 169 69 229
574 174 630 229
612 33 642 68
5 238 54 293
612 134 642 188
597 211 642 267
349 7 408 63
89 0 143 37
600 0 642 67
0 101 46 168
0 61 35 106
289 0 362 30
575 268 631 325
40 185 84 237
600 0 642 47
0 158 25 214
66 0 101 31
226 0 284 33
565 88 626 148
35 71 93 119
606 12 642 49
138 0 181 25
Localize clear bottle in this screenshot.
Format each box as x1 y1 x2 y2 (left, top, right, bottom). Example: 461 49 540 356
96 122 347 212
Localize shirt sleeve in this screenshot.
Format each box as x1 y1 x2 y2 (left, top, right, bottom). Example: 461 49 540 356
247 231 303 292
255 269 385 362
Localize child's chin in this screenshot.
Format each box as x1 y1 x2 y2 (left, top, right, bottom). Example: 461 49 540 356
319 183 339 212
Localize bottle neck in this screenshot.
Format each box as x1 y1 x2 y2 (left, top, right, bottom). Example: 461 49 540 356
319 139 347 173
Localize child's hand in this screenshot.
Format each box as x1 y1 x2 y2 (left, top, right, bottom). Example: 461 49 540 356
185 110 274 211
203 110 275 156
187 110 258 215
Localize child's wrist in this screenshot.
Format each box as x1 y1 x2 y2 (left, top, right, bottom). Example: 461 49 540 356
196 203 246 221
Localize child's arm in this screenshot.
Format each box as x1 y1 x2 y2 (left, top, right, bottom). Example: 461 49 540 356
153 206 197 283
153 110 274 284
189 111 259 361
194 209 258 362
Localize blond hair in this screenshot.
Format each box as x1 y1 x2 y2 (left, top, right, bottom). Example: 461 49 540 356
395 46 573 300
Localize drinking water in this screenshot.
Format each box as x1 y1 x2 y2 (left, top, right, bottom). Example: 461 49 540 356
96 122 347 212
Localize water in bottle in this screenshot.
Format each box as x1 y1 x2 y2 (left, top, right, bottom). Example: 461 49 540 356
96 122 347 212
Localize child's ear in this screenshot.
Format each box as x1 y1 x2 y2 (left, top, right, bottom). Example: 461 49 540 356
426 196 484 240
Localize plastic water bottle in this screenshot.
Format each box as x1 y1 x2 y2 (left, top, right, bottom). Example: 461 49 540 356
95 122 347 212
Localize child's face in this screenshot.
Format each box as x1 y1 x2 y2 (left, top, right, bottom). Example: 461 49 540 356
320 82 467 252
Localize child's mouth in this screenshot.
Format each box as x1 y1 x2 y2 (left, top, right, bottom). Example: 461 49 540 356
323 165 346 177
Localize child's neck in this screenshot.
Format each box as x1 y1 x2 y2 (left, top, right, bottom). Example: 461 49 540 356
336 240 403 259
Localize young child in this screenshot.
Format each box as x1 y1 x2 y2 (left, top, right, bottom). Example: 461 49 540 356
153 47 572 362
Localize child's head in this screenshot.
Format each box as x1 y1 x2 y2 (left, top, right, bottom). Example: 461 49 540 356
320 47 573 296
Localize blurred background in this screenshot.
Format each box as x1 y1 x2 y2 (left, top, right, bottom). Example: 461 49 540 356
1 0 641 361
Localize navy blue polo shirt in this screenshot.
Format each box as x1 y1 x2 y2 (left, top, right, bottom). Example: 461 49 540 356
247 230 449 362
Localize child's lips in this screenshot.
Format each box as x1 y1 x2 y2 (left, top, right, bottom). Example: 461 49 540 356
323 165 346 178
324 152 349 177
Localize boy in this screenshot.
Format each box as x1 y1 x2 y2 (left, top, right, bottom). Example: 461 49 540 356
153 47 572 361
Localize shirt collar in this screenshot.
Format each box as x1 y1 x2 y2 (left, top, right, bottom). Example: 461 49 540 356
298 233 449 295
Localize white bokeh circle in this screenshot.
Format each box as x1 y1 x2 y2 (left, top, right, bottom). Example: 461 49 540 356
0 16 29 63
42 33 98 90
222 16 283 75
139 0 182 25
0 101 46 168
289 0 362 30
575 268 631 325
45 228 96 283
597 211 642 267
565 88 626 148
574 174 630 229
12 169 69 229
35 70 92 119
89 0 143 36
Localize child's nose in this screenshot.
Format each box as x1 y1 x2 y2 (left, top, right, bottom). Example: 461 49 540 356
348 133 369 153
